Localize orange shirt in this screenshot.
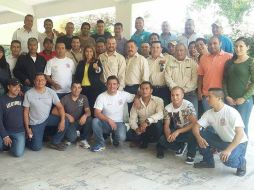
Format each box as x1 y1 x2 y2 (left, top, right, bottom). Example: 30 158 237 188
198 51 232 96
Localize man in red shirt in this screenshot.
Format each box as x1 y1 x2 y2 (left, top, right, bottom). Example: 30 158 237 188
39 38 56 61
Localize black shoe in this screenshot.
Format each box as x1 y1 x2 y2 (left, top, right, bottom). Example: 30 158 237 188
157 149 164 159
139 141 148 149
236 160 246 177
113 140 119 147
194 160 215 168
185 156 194 165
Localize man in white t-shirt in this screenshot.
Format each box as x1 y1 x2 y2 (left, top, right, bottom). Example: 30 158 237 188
156 86 197 164
91 76 135 152
193 88 248 177
44 41 75 98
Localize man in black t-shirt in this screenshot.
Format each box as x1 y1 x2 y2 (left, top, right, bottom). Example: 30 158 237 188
0 79 25 157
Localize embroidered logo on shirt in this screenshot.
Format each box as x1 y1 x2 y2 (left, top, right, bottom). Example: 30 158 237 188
78 98 84 107
220 118 226 126
118 99 123 105
66 63 70 68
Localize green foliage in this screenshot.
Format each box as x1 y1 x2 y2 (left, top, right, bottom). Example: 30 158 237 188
193 0 254 24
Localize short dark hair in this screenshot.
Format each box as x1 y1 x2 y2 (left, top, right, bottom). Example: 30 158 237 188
44 18 53 24
127 39 137 46
208 88 224 99
71 80 81 87
114 22 123 28
136 17 144 22
35 72 46 79
188 41 196 49
97 20 105 24
235 37 250 47
11 40 21 46
25 14 33 20
27 37 38 45
71 36 80 42
43 38 53 45
149 33 160 41
81 22 91 29
55 40 66 48
106 36 116 43
107 75 119 84
150 41 161 46
140 81 153 89
196 37 207 45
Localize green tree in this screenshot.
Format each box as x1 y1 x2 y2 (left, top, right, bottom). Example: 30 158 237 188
192 0 254 25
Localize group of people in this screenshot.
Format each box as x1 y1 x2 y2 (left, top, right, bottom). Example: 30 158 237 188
0 14 253 177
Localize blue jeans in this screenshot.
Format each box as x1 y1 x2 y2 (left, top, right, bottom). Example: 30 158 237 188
65 116 92 142
202 96 211 112
199 129 247 168
184 90 198 114
158 130 197 157
233 98 253 136
26 115 69 151
92 118 127 146
0 132 25 157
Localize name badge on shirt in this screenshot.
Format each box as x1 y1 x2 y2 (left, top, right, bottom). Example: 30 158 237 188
220 118 226 126
66 63 70 68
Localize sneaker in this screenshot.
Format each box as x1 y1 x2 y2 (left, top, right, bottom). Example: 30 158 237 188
236 159 246 177
64 141 71 146
193 160 215 168
175 143 188 157
185 156 194 165
90 144 105 152
80 140 90 149
49 143 67 151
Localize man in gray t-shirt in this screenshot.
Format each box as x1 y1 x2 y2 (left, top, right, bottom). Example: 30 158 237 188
52 81 92 148
23 73 69 151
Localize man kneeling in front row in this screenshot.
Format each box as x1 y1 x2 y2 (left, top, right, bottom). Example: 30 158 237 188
127 81 164 148
156 86 197 164
193 88 248 176
91 75 136 152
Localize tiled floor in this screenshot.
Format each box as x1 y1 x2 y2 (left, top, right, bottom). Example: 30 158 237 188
1 109 253 190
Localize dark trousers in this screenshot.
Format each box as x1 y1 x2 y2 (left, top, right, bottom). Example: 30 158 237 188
157 132 197 157
124 84 139 112
127 120 163 143
152 86 170 105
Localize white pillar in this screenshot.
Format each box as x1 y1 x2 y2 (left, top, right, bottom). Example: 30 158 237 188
115 1 132 39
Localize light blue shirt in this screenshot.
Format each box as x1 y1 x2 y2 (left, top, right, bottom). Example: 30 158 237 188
159 33 177 49
131 30 151 49
219 35 234 54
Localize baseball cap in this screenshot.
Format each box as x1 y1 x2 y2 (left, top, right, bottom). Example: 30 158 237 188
7 78 22 86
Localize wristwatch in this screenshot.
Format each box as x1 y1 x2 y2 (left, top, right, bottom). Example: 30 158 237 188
145 119 150 126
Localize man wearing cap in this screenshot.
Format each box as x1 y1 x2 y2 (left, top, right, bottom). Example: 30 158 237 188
0 79 25 157
159 21 177 51
212 20 234 54
39 38 56 61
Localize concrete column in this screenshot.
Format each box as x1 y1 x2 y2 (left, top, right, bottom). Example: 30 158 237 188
115 1 132 39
